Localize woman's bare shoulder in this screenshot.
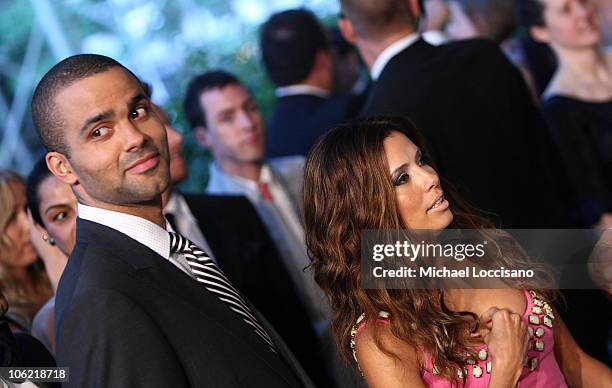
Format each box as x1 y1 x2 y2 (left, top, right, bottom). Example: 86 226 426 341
355 321 425 388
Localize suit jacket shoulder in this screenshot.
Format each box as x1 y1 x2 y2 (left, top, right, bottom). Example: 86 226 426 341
266 94 361 158
56 218 312 388
365 38 513 115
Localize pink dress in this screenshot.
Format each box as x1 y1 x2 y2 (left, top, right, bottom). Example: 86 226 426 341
351 290 568 387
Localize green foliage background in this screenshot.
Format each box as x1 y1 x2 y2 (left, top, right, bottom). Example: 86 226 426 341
0 0 338 192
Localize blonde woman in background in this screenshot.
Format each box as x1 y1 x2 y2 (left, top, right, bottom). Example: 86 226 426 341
0 170 52 332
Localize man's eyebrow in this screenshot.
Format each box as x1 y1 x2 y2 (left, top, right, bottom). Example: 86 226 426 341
129 93 148 108
78 110 114 135
78 93 148 135
216 106 236 118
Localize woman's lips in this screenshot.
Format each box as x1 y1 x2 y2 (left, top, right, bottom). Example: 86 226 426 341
428 195 449 213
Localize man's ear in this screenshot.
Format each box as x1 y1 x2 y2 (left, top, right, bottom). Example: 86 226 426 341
339 16 357 44
529 25 550 44
193 126 210 149
46 152 78 185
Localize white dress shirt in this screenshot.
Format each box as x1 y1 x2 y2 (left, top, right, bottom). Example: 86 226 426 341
208 163 306 249
370 32 420 80
78 203 194 278
275 84 331 98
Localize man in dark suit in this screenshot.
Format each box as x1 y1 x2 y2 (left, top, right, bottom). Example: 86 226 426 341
31 54 314 387
154 102 335 387
260 9 362 158
338 0 570 228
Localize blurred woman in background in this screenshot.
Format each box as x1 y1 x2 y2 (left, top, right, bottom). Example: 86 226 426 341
0 170 52 332
520 0 612 229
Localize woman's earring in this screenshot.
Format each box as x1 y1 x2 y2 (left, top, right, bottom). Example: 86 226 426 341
42 234 55 246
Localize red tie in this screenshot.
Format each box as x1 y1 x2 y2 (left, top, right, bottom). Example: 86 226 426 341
258 182 274 202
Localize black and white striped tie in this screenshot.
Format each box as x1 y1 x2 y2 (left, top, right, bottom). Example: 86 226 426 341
169 232 277 353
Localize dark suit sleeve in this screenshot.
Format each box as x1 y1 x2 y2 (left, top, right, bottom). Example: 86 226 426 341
542 100 611 225
57 289 188 388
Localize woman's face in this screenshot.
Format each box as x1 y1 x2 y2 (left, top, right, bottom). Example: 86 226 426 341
538 0 600 48
2 180 37 268
37 175 77 257
384 131 453 230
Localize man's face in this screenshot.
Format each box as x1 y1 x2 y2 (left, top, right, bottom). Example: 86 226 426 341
51 67 170 208
198 84 265 172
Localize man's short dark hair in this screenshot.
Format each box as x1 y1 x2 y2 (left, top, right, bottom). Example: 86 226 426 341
183 70 241 130
340 0 417 39
260 9 329 87
31 54 139 156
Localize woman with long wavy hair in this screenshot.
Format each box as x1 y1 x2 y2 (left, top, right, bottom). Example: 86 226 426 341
303 116 611 387
0 170 52 332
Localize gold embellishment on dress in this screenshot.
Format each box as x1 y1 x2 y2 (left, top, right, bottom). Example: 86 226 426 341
529 357 538 371
543 316 553 328
478 349 487 361
544 304 554 318
532 306 542 314
525 290 555 373
535 340 544 352
350 313 366 372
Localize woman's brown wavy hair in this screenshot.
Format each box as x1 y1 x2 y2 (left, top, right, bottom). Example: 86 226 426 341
303 116 554 385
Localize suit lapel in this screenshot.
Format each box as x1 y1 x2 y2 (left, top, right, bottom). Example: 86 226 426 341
76 219 301 386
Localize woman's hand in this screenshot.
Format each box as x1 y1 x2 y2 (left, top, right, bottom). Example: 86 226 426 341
479 307 529 387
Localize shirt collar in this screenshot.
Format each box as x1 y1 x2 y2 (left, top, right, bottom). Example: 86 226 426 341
208 162 274 198
77 203 170 260
164 192 182 215
164 192 195 223
370 33 420 81
275 84 330 98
